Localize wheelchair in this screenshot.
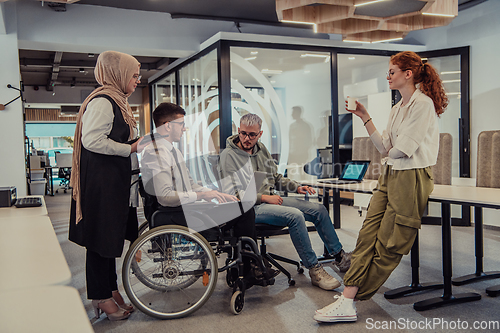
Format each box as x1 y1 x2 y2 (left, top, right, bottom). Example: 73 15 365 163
122 192 277 319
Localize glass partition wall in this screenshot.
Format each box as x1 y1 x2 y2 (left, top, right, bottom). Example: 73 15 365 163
149 40 470 198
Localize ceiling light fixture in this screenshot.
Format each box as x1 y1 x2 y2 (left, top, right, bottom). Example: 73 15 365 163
348 57 356 60
354 0 387 7
422 12 455 18
441 71 461 75
250 51 259 55
280 20 317 33
244 56 257 61
343 40 371 44
446 92 461 95
442 79 461 83
261 69 282 75
300 53 329 58
371 37 403 43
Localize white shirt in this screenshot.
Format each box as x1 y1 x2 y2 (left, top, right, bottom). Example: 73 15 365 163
81 97 139 206
370 89 439 170
140 137 210 207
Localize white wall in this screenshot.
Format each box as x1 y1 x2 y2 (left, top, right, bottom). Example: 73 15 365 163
0 1 27 196
407 0 500 227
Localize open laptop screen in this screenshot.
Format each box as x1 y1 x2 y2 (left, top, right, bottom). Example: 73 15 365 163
339 160 370 181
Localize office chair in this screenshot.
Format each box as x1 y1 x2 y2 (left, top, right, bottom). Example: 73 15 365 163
55 152 73 193
207 154 304 286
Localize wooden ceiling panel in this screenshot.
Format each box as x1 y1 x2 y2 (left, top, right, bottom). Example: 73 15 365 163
276 0 458 42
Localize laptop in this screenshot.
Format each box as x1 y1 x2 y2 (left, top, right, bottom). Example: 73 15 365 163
318 160 371 184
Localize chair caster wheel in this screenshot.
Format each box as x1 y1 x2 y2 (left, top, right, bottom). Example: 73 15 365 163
288 279 296 286
297 267 304 274
230 291 244 315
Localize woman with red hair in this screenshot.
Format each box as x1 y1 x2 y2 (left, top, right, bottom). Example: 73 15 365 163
314 51 448 323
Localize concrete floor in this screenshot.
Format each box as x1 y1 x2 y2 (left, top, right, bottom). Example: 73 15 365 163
46 192 500 333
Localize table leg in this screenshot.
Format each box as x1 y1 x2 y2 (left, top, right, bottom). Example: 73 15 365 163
413 203 481 311
384 232 443 299
48 168 54 196
452 207 500 286
486 285 500 297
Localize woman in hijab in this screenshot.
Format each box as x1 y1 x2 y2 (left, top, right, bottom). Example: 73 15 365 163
69 51 143 321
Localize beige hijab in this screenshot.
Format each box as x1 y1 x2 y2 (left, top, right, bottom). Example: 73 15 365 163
70 51 140 223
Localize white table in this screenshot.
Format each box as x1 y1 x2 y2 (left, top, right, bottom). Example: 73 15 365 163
0 195 48 219
0 286 94 333
0 215 71 292
304 178 500 310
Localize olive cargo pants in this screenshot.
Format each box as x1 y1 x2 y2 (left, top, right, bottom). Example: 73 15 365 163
343 165 434 300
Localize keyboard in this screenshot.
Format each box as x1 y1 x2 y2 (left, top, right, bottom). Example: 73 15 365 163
14 197 43 208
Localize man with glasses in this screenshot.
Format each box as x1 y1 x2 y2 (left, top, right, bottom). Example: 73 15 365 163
219 113 351 291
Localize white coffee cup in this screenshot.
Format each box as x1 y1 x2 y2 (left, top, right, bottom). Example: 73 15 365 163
347 97 357 110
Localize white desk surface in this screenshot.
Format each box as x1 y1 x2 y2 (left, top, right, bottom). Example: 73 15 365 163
302 179 378 194
0 195 48 219
304 179 500 209
0 215 71 292
0 286 94 333
431 184 500 208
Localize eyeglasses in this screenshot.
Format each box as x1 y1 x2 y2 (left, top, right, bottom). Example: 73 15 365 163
239 131 259 139
386 69 403 78
133 74 142 82
170 120 185 128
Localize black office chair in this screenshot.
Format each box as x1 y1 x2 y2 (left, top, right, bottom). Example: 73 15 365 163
57 167 71 193
207 154 303 286
255 224 303 286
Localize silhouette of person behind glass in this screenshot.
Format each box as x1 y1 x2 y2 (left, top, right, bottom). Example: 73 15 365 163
288 106 313 178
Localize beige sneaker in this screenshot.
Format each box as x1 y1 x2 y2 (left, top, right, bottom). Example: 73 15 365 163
333 250 352 273
309 264 341 290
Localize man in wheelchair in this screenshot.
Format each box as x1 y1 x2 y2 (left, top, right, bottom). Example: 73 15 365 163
133 103 279 316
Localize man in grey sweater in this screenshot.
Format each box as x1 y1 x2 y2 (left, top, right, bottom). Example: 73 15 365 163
219 113 351 290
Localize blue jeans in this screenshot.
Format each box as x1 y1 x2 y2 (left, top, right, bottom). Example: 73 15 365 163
254 197 343 269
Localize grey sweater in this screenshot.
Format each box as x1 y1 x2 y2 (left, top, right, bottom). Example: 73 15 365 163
218 134 300 205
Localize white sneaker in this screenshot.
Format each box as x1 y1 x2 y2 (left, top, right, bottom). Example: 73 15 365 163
314 295 357 323
309 264 341 290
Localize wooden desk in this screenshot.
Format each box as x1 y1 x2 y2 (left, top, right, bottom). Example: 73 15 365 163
0 286 94 333
0 195 48 219
0 215 71 292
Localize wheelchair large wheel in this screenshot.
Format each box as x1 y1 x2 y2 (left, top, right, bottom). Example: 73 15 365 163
122 225 218 319
138 221 149 236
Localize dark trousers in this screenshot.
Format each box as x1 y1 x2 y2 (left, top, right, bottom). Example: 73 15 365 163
86 250 118 300
153 205 256 242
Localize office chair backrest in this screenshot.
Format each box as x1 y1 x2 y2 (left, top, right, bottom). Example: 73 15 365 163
352 137 382 180
432 133 452 185
477 130 500 188
55 152 73 168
